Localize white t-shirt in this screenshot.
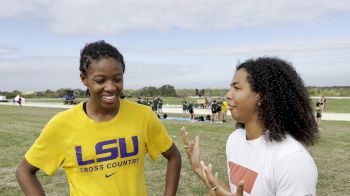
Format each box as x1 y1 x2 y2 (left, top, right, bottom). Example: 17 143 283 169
226 128 317 196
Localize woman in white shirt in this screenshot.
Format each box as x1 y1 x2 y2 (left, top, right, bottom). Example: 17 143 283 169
182 57 318 196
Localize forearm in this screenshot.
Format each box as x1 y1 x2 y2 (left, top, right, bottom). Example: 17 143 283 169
16 168 45 196
164 150 181 196
216 179 231 192
205 176 232 196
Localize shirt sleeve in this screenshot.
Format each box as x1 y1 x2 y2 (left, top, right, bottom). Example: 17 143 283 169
25 116 65 176
145 109 173 160
274 150 318 196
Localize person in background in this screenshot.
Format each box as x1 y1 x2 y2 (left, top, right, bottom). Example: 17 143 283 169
315 101 322 127
182 99 188 117
152 97 159 113
158 98 163 114
18 96 22 108
188 101 195 122
211 100 218 122
182 57 318 196
320 96 327 111
221 100 229 122
16 40 181 196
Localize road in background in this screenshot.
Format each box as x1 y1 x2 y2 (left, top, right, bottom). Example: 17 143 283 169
1 102 350 122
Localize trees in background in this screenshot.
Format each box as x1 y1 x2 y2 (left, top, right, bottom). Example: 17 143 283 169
1 86 350 99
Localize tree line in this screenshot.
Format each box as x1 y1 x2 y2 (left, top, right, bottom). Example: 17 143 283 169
1 86 350 99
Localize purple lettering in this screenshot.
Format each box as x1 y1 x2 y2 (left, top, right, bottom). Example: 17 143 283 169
75 146 95 166
96 139 118 162
119 136 139 158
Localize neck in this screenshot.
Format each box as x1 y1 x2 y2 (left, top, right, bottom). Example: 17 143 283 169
86 100 119 121
244 117 263 140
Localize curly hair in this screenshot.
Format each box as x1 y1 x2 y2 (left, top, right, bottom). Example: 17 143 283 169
236 57 318 145
79 40 125 74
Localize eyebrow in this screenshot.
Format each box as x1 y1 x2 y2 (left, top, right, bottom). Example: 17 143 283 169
93 73 123 77
230 82 239 87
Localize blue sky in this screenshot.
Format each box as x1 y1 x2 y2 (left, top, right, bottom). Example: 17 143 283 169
1 0 350 92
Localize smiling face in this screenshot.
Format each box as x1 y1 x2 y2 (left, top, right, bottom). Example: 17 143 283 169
81 57 124 113
225 68 260 124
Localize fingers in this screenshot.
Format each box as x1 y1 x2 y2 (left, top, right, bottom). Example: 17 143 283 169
193 135 200 148
181 127 200 151
181 127 190 146
235 180 244 196
201 161 219 189
200 161 208 182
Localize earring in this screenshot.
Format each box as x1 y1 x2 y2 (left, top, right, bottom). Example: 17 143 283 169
258 102 261 106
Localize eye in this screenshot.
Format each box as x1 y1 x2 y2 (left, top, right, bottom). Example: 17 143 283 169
114 77 122 82
95 79 105 84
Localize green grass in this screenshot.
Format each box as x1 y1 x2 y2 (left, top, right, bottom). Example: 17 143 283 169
311 98 350 113
1 105 349 195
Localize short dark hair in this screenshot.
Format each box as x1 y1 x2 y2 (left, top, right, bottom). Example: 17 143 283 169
79 40 125 74
236 57 318 145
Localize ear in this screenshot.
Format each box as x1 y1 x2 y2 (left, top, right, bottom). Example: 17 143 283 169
255 93 261 103
80 73 88 87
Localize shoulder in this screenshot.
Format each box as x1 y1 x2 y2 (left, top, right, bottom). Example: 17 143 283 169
272 136 317 195
121 99 151 112
271 135 312 161
120 99 154 118
48 103 82 123
227 128 246 144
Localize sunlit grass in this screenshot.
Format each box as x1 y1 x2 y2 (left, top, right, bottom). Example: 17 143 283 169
0 105 349 195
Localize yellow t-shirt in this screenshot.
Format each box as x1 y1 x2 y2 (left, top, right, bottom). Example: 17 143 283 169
221 101 228 112
25 99 173 196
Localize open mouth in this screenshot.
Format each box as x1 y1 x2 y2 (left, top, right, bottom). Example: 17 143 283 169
102 95 117 104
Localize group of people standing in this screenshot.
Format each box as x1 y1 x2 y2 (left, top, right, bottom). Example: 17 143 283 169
182 100 195 120
210 99 229 123
16 40 319 196
182 98 229 123
137 96 163 114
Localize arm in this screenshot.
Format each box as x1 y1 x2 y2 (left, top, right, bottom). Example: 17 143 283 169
16 158 45 196
161 143 181 196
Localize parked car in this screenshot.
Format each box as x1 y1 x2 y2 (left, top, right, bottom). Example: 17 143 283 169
63 90 80 105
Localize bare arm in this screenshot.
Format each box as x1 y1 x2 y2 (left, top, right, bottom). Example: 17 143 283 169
161 143 181 196
16 158 45 196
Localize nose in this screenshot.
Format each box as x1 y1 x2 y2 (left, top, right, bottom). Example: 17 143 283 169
225 88 233 100
104 80 117 92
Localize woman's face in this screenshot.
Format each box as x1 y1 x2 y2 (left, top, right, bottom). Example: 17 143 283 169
81 57 124 112
225 68 260 123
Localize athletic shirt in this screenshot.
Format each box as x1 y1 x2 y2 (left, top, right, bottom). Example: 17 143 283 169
25 99 173 196
226 128 317 196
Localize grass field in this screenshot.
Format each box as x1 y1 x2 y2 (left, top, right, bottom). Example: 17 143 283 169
0 105 349 195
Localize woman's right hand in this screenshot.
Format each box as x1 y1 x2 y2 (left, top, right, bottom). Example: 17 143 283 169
201 161 244 196
181 127 202 177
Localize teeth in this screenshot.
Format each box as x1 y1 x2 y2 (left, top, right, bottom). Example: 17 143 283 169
103 95 115 100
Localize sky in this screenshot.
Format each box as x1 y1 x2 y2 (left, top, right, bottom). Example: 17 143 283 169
0 0 350 92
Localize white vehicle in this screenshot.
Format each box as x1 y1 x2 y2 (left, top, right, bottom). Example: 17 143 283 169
0 95 8 102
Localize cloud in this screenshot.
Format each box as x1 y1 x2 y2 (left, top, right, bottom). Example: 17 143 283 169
1 0 350 34
163 37 350 56
0 45 18 55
